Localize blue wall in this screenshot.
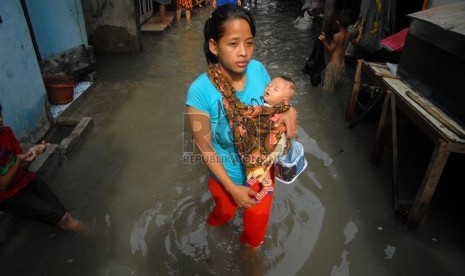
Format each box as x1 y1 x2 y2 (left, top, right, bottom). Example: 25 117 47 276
0 0 88 142
26 0 88 60
0 0 49 142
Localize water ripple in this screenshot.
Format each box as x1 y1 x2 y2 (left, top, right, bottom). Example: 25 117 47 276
129 181 324 275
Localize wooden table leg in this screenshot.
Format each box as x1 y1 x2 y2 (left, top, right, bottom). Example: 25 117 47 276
346 59 363 121
348 89 385 129
405 139 450 229
371 90 392 166
390 92 399 213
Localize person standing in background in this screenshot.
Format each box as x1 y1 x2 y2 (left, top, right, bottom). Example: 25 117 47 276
176 0 193 23
212 0 241 8
154 0 172 26
318 10 353 92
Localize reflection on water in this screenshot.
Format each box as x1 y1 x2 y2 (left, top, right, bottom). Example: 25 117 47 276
121 2 331 272
2 1 463 275
2 1 331 276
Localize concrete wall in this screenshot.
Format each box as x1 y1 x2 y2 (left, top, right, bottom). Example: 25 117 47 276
81 0 142 53
0 0 50 143
0 0 91 142
25 0 88 61
0 0 93 251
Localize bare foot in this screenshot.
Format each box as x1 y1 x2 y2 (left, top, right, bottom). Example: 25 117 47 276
58 213 93 234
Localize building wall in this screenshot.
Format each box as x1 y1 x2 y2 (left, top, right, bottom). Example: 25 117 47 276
81 0 142 53
25 0 88 60
0 0 90 142
0 0 50 142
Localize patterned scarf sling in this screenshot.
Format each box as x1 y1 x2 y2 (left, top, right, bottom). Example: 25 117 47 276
206 64 290 180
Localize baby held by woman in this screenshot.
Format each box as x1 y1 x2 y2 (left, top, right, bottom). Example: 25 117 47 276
244 76 296 201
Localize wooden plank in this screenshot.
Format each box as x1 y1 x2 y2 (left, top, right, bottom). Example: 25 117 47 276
141 11 175 32
383 78 465 144
371 90 392 165
406 91 465 139
390 92 399 213
371 66 398 79
348 90 384 129
368 62 387 68
406 139 450 229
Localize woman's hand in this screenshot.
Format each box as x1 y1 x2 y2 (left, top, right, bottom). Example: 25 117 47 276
229 185 258 208
318 32 326 41
32 141 49 154
188 106 258 208
276 107 298 138
19 150 36 163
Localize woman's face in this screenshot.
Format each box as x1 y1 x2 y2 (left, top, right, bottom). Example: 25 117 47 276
209 18 254 79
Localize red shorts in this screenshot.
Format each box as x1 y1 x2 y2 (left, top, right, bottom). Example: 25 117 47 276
206 172 274 247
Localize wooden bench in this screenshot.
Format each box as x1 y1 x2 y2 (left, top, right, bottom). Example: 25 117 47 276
347 59 465 229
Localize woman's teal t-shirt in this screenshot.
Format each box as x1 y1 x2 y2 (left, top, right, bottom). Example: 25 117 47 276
185 59 270 184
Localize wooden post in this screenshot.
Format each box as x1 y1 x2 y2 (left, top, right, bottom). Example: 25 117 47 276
422 0 429 10
371 90 392 165
405 139 450 229
390 92 399 213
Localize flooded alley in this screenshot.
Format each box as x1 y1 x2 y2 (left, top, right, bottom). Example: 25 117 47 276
1 1 465 275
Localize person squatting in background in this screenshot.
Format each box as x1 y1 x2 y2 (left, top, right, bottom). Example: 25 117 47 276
0 103 92 233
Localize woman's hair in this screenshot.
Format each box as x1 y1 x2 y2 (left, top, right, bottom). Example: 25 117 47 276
203 4 256 64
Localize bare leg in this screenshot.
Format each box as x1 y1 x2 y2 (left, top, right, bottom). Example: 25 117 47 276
186 9 191 23
160 5 171 25
160 5 166 23
176 5 182 22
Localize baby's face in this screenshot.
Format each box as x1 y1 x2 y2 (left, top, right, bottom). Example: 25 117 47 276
264 78 294 106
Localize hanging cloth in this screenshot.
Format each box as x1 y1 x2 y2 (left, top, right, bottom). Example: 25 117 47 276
357 0 397 53
303 37 327 86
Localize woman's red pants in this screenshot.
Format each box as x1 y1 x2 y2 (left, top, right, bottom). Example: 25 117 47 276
206 174 274 247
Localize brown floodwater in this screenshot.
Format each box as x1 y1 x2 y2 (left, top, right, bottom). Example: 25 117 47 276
1 1 464 275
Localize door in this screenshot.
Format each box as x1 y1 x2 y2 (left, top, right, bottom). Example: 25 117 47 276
139 0 153 24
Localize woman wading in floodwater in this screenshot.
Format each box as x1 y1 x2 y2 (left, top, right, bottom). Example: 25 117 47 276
185 4 297 248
